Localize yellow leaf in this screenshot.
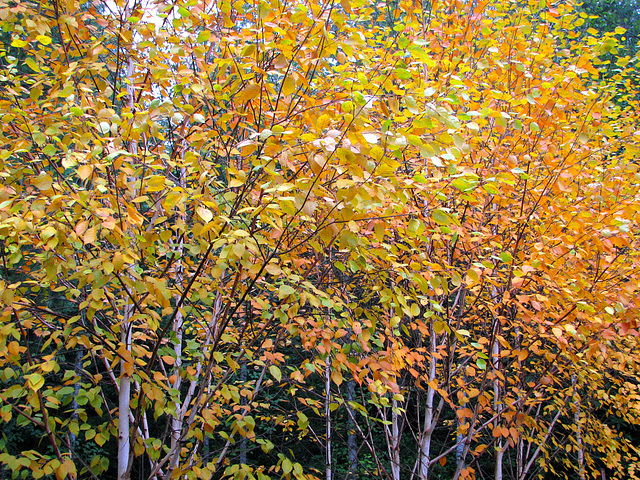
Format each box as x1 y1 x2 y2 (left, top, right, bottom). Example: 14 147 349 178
310 154 326 175
27 373 45 391
32 173 53 190
317 114 332 130
282 76 296 96
113 252 124 271
36 35 52 45
331 368 343 385
55 458 76 480
196 206 213 223
237 83 260 103
164 191 184 208
83 227 97 245
370 145 384 160
257 1 269 18
146 175 166 192
241 44 256 58
77 165 93 180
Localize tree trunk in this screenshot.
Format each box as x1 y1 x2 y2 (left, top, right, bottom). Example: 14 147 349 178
418 320 437 479
346 379 358 480
167 166 186 477
390 398 401 480
118 305 132 480
118 36 138 480
492 329 503 480
239 360 248 466
573 374 586 480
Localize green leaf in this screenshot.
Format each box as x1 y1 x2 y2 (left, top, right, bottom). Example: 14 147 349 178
432 209 451 226
198 30 211 43
395 68 412 80
278 285 295 298
341 101 353 113
27 373 45 391
269 365 282 382
42 145 56 156
25 58 40 72
407 134 423 146
407 218 421 236
499 252 513 263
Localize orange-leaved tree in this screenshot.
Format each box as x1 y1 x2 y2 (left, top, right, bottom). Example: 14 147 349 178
0 0 639 479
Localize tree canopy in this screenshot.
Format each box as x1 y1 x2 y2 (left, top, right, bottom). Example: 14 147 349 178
0 0 639 479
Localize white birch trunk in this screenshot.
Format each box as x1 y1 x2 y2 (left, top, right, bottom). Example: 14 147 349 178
490 280 503 480
118 304 133 480
418 321 437 479
166 166 186 477
492 328 503 480
118 26 138 478
346 379 358 480
493 353 503 480
390 398 401 480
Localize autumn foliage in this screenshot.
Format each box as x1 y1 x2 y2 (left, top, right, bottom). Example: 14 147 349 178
0 0 639 479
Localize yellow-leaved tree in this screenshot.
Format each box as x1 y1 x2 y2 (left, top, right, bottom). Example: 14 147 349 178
0 0 639 479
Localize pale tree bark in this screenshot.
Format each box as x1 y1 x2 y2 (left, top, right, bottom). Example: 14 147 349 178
418 320 437 480
167 165 186 476
516 434 524 480
515 326 524 480
492 335 504 480
118 304 133 480
491 310 504 480
118 18 138 477
346 379 358 480
456 390 466 471
386 397 401 480
490 282 503 480
155 285 227 479
453 289 468 473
